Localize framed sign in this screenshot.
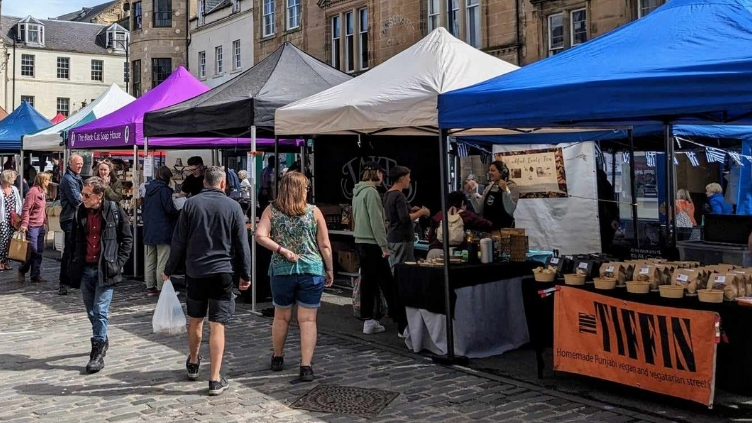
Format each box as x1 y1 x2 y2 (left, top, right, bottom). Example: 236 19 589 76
494 147 568 198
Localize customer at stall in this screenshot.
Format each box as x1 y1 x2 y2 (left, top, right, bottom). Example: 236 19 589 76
469 161 520 229
0 169 22 271
463 174 484 213
59 155 84 295
238 170 252 190
383 165 429 270
143 166 179 296
180 156 206 197
18 172 51 283
427 191 493 259
97 160 123 202
352 161 407 337
255 172 333 382
675 189 697 227
705 183 733 214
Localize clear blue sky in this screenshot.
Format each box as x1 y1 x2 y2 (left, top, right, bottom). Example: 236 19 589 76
4 0 97 19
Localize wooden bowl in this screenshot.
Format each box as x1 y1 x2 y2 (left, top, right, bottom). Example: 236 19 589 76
534 273 556 282
659 285 684 299
626 281 651 294
698 289 724 303
594 277 617 290
564 274 586 286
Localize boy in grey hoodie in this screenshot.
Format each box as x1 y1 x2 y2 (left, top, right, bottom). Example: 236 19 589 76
352 161 407 336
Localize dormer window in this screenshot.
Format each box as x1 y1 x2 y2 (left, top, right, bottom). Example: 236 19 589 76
105 24 129 52
17 16 45 47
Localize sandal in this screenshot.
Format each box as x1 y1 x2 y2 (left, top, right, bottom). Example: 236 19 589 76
2 263 12 271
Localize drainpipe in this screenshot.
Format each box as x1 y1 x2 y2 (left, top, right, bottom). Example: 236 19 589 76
11 34 16 110
515 0 522 65
185 0 190 69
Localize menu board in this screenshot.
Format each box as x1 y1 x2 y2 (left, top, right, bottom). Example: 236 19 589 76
494 147 568 198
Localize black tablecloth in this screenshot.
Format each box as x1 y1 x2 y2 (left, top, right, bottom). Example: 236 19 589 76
525 280 752 395
236 237 272 303
395 261 539 315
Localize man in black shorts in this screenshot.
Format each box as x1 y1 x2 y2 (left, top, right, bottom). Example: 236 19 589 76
163 166 251 396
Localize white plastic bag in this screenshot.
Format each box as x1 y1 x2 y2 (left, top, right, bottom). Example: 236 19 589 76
152 280 187 335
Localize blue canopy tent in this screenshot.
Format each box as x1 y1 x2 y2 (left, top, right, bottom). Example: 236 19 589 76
0 101 52 151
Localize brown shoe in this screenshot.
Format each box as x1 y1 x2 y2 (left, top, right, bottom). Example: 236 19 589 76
31 277 46 283
17 272 25 283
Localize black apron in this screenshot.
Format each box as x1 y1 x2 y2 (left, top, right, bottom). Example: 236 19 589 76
483 189 515 229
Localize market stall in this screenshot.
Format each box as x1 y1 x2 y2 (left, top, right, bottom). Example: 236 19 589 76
143 42 352 311
0 102 52 151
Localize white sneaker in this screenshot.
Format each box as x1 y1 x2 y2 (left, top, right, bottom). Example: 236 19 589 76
397 327 409 339
363 319 386 334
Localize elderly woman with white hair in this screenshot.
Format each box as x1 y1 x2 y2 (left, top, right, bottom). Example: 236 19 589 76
0 169 22 270
238 170 252 190
705 183 732 215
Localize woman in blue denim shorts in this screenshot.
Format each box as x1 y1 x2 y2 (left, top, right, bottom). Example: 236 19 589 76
256 171 334 382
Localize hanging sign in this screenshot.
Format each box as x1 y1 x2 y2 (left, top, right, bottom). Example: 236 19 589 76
494 147 568 198
143 155 154 178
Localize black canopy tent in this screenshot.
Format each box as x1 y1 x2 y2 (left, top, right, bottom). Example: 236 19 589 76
143 42 352 312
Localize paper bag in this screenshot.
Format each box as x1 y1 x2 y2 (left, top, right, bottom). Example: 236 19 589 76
8 232 30 262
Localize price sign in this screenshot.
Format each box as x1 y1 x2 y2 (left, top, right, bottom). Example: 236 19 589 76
677 274 689 282
578 262 589 269
550 258 560 265
640 267 650 275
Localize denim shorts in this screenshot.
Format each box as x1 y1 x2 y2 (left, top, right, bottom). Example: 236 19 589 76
271 274 325 309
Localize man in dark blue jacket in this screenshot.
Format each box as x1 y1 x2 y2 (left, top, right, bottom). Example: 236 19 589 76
163 166 251 396
59 154 84 295
143 166 179 295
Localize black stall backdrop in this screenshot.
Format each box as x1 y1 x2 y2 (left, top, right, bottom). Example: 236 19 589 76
313 136 442 215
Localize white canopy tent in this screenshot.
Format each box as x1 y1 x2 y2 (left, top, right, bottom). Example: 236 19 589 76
22 84 135 152
274 28 520 136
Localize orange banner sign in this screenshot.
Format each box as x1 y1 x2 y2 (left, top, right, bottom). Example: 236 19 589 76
553 286 719 407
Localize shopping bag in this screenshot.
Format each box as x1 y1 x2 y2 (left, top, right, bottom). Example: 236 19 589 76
8 232 30 262
152 280 187 335
352 276 388 320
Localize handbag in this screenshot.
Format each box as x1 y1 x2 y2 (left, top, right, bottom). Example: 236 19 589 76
8 232 30 262
10 211 21 230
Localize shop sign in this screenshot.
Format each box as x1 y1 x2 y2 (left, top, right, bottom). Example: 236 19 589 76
494 147 568 198
70 124 135 148
553 286 718 407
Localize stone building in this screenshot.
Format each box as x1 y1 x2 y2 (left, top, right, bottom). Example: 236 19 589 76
189 0 253 87
127 0 196 97
55 0 130 25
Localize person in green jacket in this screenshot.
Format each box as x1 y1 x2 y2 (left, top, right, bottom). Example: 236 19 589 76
352 161 407 337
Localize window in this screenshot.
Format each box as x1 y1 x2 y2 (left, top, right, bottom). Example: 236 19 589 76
571 9 587 46
56 98 70 117
358 8 368 70
153 0 172 27
638 0 661 17
20 96 34 107
345 11 354 73
57 57 70 79
547 13 564 56
215 46 223 74
198 51 206 78
232 0 240 13
21 54 34 77
466 0 481 48
331 15 341 69
106 27 128 51
133 2 142 29
287 0 300 30
132 60 142 96
263 0 275 37
198 0 205 25
19 22 45 46
233 40 241 70
151 58 171 88
448 0 460 37
91 60 104 81
27 25 41 43
427 0 439 32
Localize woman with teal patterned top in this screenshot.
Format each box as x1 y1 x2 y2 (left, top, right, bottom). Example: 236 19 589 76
255 172 333 382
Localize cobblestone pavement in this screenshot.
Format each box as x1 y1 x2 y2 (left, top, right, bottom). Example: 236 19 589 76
0 259 684 423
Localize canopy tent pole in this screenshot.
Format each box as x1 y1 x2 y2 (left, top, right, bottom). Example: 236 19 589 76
274 136 279 197
133 143 139 278
628 129 639 249
251 126 258 313
310 139 316 203
432 129 468 366
665 124 677 248
18 152 24 195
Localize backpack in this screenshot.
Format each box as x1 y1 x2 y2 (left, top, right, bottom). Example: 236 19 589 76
436 209 464 246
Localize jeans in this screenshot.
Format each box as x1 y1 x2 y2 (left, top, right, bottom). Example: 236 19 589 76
19 226 46 279
355 243 406 330
271 274 325 309
80 266 114 342
144 244 171 290
60 220 75 288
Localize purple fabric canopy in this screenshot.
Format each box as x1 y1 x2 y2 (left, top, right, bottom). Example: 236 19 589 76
67 67 304 149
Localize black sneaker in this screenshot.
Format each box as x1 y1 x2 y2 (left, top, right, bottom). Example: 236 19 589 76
208 377 229 396
186 356 201 381
58 285 68 295
299 366 314 382
271 355 284 371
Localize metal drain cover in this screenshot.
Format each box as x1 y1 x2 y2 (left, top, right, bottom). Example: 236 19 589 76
290 384 399 418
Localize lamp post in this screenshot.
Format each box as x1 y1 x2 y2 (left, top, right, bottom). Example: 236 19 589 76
107 38 129 93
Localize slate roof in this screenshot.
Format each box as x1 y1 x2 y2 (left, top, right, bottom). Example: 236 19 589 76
55 0 121 23
0 16 125 55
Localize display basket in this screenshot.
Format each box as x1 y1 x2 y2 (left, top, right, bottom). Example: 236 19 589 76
659 285 684 299
594 277 617 290
563 274 586 286
626 281 650 294
698 289 724 303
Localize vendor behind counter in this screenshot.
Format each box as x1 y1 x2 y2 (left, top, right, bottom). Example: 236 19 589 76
468 161 519 229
